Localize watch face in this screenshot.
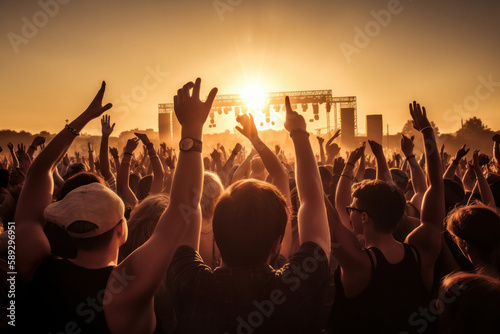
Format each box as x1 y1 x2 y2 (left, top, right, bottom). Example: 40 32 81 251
180 138 194 151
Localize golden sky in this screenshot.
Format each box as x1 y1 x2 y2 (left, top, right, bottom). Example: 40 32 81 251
1 0 499 136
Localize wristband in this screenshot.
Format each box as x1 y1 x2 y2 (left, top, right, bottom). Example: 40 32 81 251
65 124 79 136
406 154 415 160
290 129 310 138
420 126 432 133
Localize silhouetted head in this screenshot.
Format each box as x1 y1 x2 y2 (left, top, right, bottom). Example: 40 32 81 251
137 174 153 200
349 179 406 234
446 205 500 275
201 172 224 220
438 272 500 334
363 167 376 180
213 179 288 267
119 193 169 261
390 168 409 192
65 162 87 180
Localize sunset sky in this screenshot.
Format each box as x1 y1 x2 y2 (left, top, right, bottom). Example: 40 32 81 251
1 0 499 136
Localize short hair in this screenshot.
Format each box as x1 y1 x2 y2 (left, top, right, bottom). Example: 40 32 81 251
137 175 153 200
250 157 265 174
446 205 500 273
390 168 409 192
352 179 406 233
57 172 106 200
213 179 288 267
201 172 224 219
65 163 87 180
66 220 119 251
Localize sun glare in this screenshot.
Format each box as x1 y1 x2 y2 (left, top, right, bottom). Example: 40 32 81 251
241 85 267 110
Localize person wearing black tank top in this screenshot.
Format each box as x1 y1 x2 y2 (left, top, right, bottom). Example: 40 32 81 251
328 101 445 334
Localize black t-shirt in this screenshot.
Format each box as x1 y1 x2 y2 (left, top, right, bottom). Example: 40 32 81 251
167 242 330 334
18 256 114 334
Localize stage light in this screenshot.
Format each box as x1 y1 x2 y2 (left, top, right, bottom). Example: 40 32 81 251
302 103 308 112
314 115 319 121
312 103 319 114
242 85 266 110
326 103 331 113
217 107 222 115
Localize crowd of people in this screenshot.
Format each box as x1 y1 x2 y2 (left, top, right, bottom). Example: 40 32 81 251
1 79 499 333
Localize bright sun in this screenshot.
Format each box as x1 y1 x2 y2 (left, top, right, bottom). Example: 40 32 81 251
241 85 267 110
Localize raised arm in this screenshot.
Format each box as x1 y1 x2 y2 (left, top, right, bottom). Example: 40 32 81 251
335 145 364 230
401 134 427 210
117 138 139 207
106 78 217 334
235 113 292 257
232 149 257 183
285 96 330 260
27 136 46 159
406 101 445 275
99 115 115 181
471 150 496 210
493 134 500 170
317 136 325 164
368 140 392 183
7 142 19 169
443 145 469 180
135 133 165 195
16 82 112 280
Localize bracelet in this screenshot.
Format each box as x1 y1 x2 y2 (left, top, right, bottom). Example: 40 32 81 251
407 154 415 160
341 174 353 181
420 126 433 133
65 124 79 136
290 129 310 138
123 152 133 156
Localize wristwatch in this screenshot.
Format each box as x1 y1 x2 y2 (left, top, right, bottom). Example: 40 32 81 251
179 138 202 152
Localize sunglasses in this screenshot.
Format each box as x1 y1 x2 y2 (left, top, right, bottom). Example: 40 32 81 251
345 206 365 215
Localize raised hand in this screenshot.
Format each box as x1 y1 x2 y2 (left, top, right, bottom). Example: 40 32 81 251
492 134 500 143
101 115 115 136
400 134 414 157
109 147 119 159
32 136 46 147
235 114 259 141
233 143 242 155
331 129 341 140
333 156 345 175
317 136 325 145
284 96 306 133
87 142 93 153
455 144 470 161
17 143 26 156
134 132 151 145
409 101 431 132
75 151 80 162
210 148 221 161
124 138 140 154
82 81 113 120
174 78 217 131
347 145 365 165
63 154 70 166
368 140 383 156
7 142 13 151
471 150 481 172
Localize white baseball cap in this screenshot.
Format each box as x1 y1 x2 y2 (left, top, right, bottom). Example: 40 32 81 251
44 183 125 238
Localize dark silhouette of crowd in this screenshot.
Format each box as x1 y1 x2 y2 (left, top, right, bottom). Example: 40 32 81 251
1 79 499 333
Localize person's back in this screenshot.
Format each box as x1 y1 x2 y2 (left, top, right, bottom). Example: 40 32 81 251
331 243 429 333
168 240 329 333
19 257 114 333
